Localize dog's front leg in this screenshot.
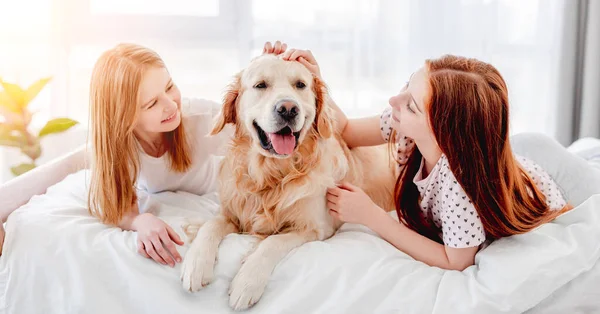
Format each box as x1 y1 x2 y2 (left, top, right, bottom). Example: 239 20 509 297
180 214 238 292
228 231 318 311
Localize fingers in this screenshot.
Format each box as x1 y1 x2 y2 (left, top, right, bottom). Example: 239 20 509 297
327 198 339 211
293 50 318 64
326 192 339 204
139 229 181 267
288 50 303 62
137 240 150 259
160 229 182 263
326 189 343 220
263 41 287 55
151 236 175 267
273 41 286 54
327 187 341 196
144 239 167 266
273 41 281 54
288 50 310 63
263 41 273 54
303 50 317 64
338 182 357 192
283 49 317 66
281 50 321 78
329 208 341 220
281 48 295 60
166 224 184 246
298 57 314 70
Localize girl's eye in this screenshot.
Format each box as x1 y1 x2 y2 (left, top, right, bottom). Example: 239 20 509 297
166 84 173 91
148 100 157 109
406 103 415 113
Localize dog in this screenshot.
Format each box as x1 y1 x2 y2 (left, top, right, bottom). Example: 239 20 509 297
180 54 396 310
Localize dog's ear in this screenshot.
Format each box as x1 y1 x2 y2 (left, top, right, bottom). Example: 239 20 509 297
211 73 241 135
312 75 333 139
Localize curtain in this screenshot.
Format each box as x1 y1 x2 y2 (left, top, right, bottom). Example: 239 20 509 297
0 0 569 182
556 0 600 145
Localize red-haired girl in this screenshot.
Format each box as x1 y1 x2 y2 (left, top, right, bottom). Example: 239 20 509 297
280 49 571 270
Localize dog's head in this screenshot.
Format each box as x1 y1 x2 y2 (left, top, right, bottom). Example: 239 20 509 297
211 54 333 158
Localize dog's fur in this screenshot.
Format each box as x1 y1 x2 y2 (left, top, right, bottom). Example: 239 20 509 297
180 54 396 310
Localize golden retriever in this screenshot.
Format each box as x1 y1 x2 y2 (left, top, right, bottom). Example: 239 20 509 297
180 54 395 310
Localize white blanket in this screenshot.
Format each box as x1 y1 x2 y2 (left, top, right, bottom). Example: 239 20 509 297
2 136 600 314
1 168 600 314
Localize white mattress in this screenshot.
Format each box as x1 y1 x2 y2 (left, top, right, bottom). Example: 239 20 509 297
1 165 600 313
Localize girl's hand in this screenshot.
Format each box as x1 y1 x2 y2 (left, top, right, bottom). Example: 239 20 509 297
132 213 184 267
263 40 288 55
326 182 385 227
281 49 322 80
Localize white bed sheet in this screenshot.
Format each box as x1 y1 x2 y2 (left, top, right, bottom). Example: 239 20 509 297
1 164 600 314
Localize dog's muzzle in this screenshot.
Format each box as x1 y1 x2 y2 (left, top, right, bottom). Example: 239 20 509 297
252 99 304 156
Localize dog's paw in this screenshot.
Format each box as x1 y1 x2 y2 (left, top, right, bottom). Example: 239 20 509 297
228 261 268 311
180 247 215 292
181 217 205 243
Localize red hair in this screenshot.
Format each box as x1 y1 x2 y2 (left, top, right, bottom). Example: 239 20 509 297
394 55 571 242
88 43 191 225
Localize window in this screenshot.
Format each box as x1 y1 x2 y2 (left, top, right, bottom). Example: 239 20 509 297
0 0 568 182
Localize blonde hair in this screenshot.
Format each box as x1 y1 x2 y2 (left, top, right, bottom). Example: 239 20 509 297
88 43 192 225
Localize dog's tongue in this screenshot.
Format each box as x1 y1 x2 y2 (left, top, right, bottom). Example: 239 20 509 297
267 133 296 155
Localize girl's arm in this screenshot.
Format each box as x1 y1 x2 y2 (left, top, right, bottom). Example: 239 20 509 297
367 209 479 271
326 95 387 148
339 115 386 149
326 93 385 148
327 183 479 271
0 144 89 222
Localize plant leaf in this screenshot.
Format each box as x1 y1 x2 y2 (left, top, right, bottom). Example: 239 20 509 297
0 90 20 113
39 118 78 137
10 163 36 176
24 77 51 108
0 80 26 109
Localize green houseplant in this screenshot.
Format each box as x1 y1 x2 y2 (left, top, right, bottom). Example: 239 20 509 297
0 77 78 176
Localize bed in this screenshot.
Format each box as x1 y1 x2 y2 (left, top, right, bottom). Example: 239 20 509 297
1 136 600 314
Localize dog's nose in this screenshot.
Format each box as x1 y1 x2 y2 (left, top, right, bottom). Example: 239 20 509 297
275 101 299 121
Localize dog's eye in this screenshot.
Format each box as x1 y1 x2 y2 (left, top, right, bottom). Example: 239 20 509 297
295 81 306 89
254 82 267 89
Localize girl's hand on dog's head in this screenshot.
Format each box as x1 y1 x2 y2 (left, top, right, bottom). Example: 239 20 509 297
263 41 288 55
263 42 323 80
281 49 322 80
